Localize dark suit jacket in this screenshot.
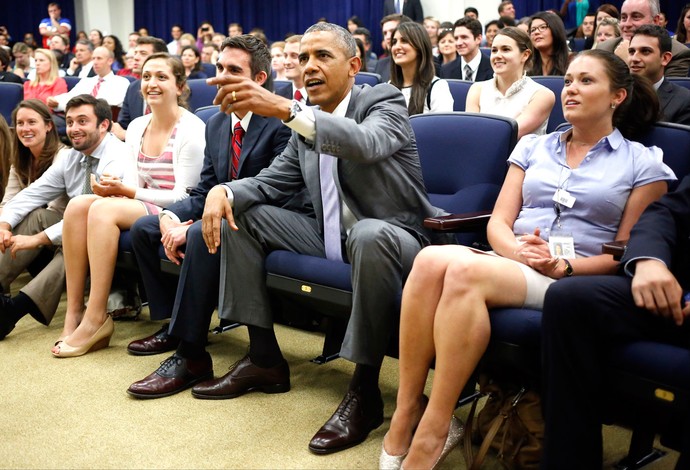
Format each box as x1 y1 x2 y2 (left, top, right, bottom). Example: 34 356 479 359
599 36 690 78
440 53 493 81
383 0 424 22
229 83 442 246
167 110 291 221
658 79 690 126
0 71 23 84
117 79 144 130
374 56 391 83
622 175 690 290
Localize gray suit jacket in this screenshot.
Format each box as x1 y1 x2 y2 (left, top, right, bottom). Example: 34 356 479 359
229 83 441 246
658 79 690 126
599 36 690 77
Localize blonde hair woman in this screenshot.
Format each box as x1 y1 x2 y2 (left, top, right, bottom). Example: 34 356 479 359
22 49 67 108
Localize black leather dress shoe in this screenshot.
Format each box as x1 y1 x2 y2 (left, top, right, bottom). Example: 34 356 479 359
192 355 290 399
308 388 384 454
127 353 213 399
0 295 16 341
127 324 180 356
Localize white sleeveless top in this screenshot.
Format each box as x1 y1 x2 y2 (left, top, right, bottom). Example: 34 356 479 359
478 75 549 135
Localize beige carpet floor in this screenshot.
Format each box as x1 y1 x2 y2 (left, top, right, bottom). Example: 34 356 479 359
0 273 680 469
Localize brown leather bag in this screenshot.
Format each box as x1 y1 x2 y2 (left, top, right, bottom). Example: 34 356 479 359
463 377 544 469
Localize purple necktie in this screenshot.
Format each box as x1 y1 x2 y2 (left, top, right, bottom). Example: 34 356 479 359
319 153 342 261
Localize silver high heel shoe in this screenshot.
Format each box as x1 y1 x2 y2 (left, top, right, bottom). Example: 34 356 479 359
379 433 407 470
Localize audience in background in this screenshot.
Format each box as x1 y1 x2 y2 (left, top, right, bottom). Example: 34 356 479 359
103 35 126 73
52 54 205 358
674 3 690 45
390 22 453 115
598 0 690 77
383 0 424 23
467 27 555 138
0 48 23 84
383 49 673 470
347 15 364 34
167 24 183 55
66 39 95 78
39 2 71 48
211 32 226 49
11 42 35 80
23 49 67 107
354 37 368 72
464 7 479 20
196 22 215 51
89 29 103 48
270 41 286 80
127 32 141 51
282 35 306 102
435 28 457 67
593 17 621 45
498 1 517 20
180 45 207 79
440 17 493 82
228 22 243 37
528 11 571 76
628 25 690 125
352 27 378 72
47 46 130 116
423 16 441 55
484 19 504 47
49 34 73 71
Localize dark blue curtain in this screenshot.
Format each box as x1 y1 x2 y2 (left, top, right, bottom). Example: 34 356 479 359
4 0 77 45
134 0 384 53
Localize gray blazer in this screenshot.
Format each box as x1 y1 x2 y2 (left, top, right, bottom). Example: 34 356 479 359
658 79 690 126
229 83 442 246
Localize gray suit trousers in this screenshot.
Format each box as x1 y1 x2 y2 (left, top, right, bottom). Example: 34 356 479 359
0 208 64 324
218 205 422 366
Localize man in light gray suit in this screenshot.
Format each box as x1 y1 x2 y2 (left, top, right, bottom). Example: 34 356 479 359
128 22 442 454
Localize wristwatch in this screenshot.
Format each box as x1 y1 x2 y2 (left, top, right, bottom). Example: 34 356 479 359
284 99 301 123
563 259 574 277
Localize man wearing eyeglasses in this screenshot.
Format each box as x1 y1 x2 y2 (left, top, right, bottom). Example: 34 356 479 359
440 17 492 82
597 0 690 77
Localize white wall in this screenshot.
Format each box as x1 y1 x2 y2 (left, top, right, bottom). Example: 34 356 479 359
421 0 502 25
74 0 133 43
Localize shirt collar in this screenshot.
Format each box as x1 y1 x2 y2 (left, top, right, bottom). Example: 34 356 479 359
80 132 113 162
557 127 623 154
461 49 482 71
331 89 353 118
232 111 253 131
653 76 664 90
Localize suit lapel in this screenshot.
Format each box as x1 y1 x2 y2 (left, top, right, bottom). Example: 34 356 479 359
217 113 232 181
239 114 266 174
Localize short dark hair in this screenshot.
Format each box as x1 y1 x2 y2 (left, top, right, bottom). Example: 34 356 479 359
0 48 9 68
454 17 483 38
136 36 167 53
380 13 411 27
464 7 479 17
220 35 272 90
352 27 372 45
65 95 112 132
632 24 672 54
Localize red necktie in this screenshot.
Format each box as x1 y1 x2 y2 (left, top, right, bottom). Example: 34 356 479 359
91 77 104 97
294 89 303 102
230 121 245 180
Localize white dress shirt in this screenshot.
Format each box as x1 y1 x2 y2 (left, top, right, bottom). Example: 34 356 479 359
0 133 128 243
54 71 130 111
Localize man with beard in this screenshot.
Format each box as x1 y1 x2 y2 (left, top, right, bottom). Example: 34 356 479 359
0 95 127 339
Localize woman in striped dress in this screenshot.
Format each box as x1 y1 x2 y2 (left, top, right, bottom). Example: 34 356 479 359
53 53 206 357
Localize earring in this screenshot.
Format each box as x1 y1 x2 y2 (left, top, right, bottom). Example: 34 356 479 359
611 103 616 109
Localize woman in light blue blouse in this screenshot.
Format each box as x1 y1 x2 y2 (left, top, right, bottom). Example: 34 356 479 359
380 50 676 470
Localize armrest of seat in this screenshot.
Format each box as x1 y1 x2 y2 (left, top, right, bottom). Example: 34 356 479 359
424 211 491 232
602 240 627 261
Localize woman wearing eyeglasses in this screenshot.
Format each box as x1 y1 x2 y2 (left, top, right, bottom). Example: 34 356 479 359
528 11 572 76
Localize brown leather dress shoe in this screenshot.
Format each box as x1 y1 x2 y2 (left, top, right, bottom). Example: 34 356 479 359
127 353 213 399
127 324 180 356
191 355 290 399
308 388 384 454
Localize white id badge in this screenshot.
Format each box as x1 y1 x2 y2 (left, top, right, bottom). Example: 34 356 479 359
552 189 576 208
549 234 575 258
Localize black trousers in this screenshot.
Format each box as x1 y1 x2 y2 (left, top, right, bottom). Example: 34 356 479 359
541 275 690 470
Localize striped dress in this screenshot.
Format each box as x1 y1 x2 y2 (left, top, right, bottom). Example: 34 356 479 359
137 125 178 215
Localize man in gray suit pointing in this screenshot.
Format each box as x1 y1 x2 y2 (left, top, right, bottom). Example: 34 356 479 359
128 21 442 454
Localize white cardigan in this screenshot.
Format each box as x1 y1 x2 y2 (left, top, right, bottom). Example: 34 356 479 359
124 107 206 208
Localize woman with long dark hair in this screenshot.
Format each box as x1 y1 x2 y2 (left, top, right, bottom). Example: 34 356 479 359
389 22 453 115
528 11 571 76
